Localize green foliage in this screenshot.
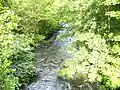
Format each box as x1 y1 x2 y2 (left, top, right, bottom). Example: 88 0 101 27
0 6 19 90
104 0 120 5
106 11 120 19
0 0 63 89
59 32 120 89
1 0 120 89
58 0 120 90
9 0 60 41
10 34 36 86
0 2 36 90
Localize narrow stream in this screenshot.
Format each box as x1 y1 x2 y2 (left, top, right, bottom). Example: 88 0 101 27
24 30 74 90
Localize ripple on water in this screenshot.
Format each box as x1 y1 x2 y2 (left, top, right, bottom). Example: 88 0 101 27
24 30 74 90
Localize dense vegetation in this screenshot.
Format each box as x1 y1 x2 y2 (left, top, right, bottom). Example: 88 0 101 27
0 0 59 90
58 0 120 89
1 0 120 90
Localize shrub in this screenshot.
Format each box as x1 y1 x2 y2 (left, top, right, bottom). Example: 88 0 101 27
58 33 120 89
58 0 120 89
0 5 19 90
0 3 36 90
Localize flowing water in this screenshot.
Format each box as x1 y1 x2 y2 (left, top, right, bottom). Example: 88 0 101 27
24 30 99 90
24 30 74 90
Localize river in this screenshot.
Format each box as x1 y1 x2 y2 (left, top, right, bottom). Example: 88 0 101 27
23 29 100 90
24 30 74 90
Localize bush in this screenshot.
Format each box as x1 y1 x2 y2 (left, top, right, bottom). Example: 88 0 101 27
58 33 120 89
0 6 19 90
58 0 120 89
9 0 60 41
0 3 36 90
0 0 61 89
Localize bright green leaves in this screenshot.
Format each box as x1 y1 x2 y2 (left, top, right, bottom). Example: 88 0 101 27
0 4 36 90
104 0 120 5
58 59 78 80
106 11 120 19
112 44 120 54
9 0 59 38
3 0 120 89
0 9 19 33
58 59 88 82
58 0 120 88
0 8 19 90
101 63 120 89
111 33 120 41
59 32 120 89
75 32 108 53
3 76 18 90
